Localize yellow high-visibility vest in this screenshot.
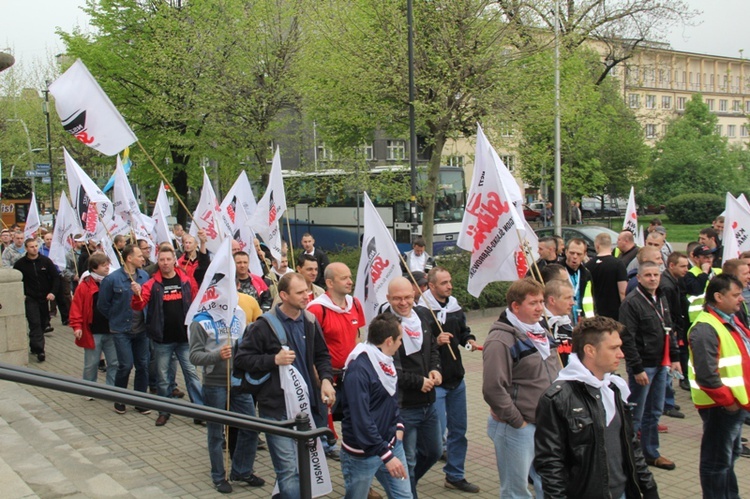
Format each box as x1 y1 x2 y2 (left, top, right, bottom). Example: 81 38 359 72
687 266 723 323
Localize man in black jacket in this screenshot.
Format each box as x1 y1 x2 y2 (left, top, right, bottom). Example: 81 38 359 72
660 252 691 401
534 316 659 499
15 238 59 362
384 276 442 499
234 272 335 499
420 267 480 493
619 261 681 471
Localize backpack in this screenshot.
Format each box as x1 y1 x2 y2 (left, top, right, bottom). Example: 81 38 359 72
233 311 287 395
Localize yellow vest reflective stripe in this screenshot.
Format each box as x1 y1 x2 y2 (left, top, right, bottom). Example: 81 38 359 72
581 282 595 318
613 248 621 258
687 267 723 323
687 311 749 407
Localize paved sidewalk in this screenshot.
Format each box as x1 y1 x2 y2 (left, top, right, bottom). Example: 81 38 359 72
0 310 747 497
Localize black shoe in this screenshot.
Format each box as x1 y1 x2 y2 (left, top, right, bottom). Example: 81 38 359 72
98 359 106 372
230 473 266 487
445 478 480 493
214 479 232 493
61 320 69 326
114 403 126 414
135 407 152 415
193 419 206 426
679 379 691 391
742 445 750 458
672 404 681 411
439 450 447 461
743 437 748 443
325 449 340 461
36 353 45 362
44 326 54 333
155 414 170 426
664 408 685 419
745 416 750 426
171 388 185 398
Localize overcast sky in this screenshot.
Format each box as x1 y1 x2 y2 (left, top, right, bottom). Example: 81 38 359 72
0 0 747 67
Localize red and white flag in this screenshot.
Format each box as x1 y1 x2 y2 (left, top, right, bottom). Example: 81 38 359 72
221 170 257 228
251 147 287 262
23 192 41 240
190 169 231 255
623 186 638 235
49 191 83 272
64 147 112 239
185 238 237 328
722 192 750 263
354 192 402 327
458 124 525 297
112 155 152 243
152 182 173 246
232 200 264 277
49 59 137 156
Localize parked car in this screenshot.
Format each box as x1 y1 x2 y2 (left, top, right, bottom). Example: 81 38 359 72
581 201 619 218
523 204 541 222
534 225 620 259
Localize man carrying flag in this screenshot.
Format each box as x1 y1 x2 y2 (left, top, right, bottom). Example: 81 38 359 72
188 239 266 493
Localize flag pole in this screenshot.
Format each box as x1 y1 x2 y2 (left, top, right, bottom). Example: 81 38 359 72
285 213 294 269
95 208 139 297
398 254 457 361
224 324 232 484
135 141 197 226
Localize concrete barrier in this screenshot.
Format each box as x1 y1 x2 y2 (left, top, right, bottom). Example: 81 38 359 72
0 269 28 366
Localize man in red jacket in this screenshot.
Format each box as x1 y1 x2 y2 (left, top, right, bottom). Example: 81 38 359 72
132 246 201 426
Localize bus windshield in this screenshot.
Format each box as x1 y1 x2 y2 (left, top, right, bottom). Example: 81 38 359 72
432 169 466 222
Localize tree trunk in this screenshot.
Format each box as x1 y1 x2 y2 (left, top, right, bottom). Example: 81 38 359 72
422 132 446 255
170 150 190 226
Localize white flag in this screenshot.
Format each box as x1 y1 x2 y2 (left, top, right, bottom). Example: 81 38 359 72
49 192 83 271
722 192 750 263
100 231 122 271
636 224 645 247
64 148 111 238
623 186 638 235
354 192 402 327
152 182 173 246
49 59 137 156
221 170 257 227
251 147 287 262
24 192 41 240
458 124 525 297
232 201 264 277
185 238 238 327
190 169 231 255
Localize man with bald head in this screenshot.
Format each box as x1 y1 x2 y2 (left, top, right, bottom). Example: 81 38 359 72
616 230 639 268
382 276 442 498
307 262 366 460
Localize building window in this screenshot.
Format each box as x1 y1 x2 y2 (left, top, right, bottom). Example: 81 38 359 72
715 125 723 136
446 155 465 168
661 96 672 109
645 95 656 109
645 124 657 139
500 155 515 172
719 100 728 112
662 124 669 136
733 100 741 112
746 101 750 113
728 125 737 138
706 98 715 111
741 125 749 138
677 97 686 110
317 142 335 161
356 143 374 161
499 123 514 138
628 93 640 108
386 140 405 161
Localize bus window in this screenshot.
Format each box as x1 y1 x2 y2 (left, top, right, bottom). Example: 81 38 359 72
15 203 28 224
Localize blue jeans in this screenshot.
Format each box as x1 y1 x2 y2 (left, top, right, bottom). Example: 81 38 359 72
434 380 468 482
112 331 150 393
487 417 542 499
203 385 258 484
149 340 178 393
83 334 119 386
627 366 667 460
152 341 203 416
664 375 676 411
341 440 412 499
401 404 442 498
698 407 745 499
260 412 300 499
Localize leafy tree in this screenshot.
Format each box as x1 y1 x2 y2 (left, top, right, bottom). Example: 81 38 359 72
302 0 516 253
646 94 740 202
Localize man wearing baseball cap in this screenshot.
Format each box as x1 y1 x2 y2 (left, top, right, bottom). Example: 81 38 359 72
685 245 723 323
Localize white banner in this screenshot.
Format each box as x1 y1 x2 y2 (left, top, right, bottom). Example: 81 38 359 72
354 192 401 327
278 361 332 498
623 186 638 235
458 124 525 296
152 182 173 246
232 201 264 276
185 238 237 327
190 169 230 255
722 192 750 263
49 59 137 156
49 191 83 271
251 147 287 262
221 170 257 227
23 192 41 240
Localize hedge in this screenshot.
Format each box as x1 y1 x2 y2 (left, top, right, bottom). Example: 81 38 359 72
665 193 724 225
327 247 511 311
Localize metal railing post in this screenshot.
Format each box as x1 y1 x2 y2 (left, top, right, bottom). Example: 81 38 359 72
296 412 313 499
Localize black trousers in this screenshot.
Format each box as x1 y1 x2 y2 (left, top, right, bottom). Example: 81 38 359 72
25 297 48 355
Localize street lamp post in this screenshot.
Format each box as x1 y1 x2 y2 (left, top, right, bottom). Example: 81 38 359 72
407 0 418 238
5 119 43 194
43 81 55 223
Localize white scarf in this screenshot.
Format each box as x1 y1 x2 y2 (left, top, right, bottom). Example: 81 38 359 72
506 309 551 359
544 307 571 329
90 272 106 283
345 342 398 396
395 307 423 356
419 289 461 324
308 292 353 314
556 353 630 426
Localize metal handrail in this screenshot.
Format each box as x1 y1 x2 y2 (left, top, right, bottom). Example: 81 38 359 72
0 362 331 498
